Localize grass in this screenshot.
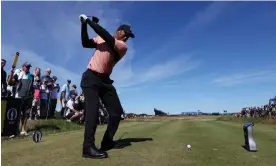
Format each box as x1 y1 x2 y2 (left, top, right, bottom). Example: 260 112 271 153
2 117 276 166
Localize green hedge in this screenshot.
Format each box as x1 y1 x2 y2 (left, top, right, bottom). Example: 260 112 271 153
216 115 276 124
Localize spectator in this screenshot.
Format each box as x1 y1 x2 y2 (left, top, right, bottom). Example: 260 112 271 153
33 67 41 85
49 76 60 118
272 105 276 118
1 59 7 96
7 67 23 97
60 79 71 119
29 67 41 120
41 68 53 115
75 91 85 123
239 102 276 119
65 95 83 122
98 98 108 124
69 84 78 97
8 62 34 136
31 78 41 120
41 68 52 83
40 78 50 119
41 68 52 91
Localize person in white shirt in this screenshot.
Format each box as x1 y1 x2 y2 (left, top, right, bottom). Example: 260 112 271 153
60 79 71 119
65 95 83 122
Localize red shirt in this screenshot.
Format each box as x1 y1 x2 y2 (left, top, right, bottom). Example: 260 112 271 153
34 89 40 99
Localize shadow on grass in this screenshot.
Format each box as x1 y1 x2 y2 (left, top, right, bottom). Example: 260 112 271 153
28 124 61 132
241 145 257 152
115 137 153 148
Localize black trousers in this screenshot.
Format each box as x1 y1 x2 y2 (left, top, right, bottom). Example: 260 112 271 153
49 99 57 118
20 98 33 119
81 69 123 149
39 99 48 119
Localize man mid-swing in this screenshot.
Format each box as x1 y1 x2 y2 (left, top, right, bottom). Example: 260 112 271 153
79 14 135 159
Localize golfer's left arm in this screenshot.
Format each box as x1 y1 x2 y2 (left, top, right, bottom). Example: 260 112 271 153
80 15 122 61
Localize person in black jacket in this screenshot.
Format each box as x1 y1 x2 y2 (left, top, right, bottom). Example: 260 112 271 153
9 62 34 136
1 59 7 96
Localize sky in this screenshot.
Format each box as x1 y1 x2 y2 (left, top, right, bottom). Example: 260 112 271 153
1 1 276 115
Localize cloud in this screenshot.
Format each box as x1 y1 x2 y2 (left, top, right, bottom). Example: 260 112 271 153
1 2 224 92
146 2 230 57
1 2 127 85
184 2 230 32
112 52 201 88
112 2 229 89
41 2 125 64
212 70 276 87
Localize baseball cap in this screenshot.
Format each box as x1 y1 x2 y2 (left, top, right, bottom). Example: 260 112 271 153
117 24 135 38
23 62 32 68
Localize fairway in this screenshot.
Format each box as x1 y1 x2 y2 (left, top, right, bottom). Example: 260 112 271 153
2 118 276 166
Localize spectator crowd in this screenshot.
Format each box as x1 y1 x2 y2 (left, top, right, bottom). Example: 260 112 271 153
236 103 276 119
1 58 109 136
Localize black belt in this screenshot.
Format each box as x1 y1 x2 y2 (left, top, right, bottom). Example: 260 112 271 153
89 69 110 77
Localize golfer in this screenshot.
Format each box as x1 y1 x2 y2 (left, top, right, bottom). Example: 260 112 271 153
79 14 135 159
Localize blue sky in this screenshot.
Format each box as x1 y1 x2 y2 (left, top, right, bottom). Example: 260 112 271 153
2 2 276 114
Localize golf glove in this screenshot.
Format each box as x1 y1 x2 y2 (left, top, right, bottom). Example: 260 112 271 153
79 14 88 24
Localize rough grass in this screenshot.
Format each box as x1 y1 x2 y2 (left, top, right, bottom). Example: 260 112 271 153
26 119 84 135
1 119 84 142
2 117 276 166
